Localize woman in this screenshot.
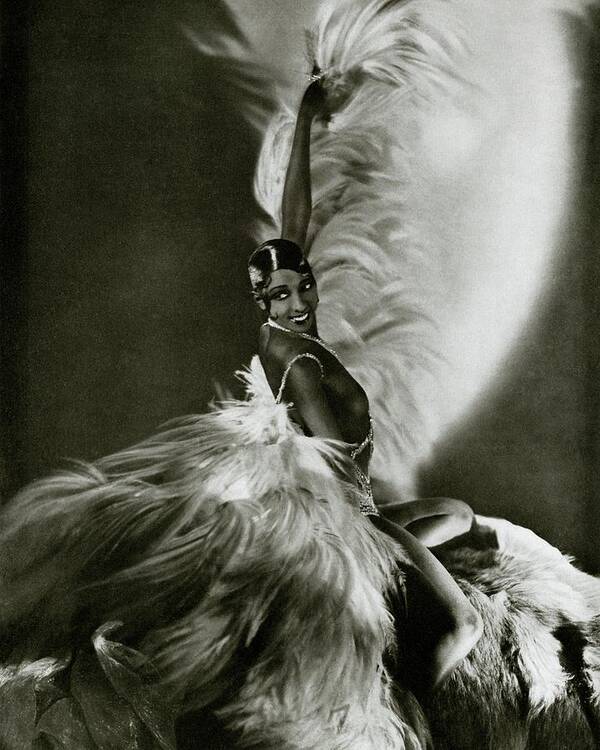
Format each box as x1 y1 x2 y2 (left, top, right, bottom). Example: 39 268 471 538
0 84 477 750
0 74 434 741
244 55 600 749
248 78 482 699
3 4 599 747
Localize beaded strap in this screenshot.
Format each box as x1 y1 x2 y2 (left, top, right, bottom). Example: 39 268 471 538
354 465 380 516
265 319 339 360
351 420 379 516
349 419 373 461
276 353 325 404
274 349 379 517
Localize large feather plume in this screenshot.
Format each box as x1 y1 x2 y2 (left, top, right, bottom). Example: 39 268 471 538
252 0 467 497
251 0 595 497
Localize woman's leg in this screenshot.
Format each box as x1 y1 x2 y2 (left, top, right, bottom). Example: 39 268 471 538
370 514 482 694
378 497 474 547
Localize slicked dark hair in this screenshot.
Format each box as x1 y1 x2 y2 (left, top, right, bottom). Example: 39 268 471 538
248 239 313 301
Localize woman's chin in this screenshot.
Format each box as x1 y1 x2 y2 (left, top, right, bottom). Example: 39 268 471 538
287 312 314 331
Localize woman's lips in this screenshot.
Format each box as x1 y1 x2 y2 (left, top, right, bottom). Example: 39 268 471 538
289 311 309 324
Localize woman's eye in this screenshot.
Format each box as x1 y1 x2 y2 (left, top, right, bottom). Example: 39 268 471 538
301 282 313 291
272 292 288 301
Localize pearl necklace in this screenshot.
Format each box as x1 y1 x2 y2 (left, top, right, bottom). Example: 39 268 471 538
265 318 339 360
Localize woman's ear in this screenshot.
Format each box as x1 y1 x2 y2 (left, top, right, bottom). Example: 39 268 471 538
252 292 267 312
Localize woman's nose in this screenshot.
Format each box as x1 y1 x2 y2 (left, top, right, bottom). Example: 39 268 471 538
290 292 304 310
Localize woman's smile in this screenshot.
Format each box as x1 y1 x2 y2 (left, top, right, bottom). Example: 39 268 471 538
289 310 310 325
263 268 319 334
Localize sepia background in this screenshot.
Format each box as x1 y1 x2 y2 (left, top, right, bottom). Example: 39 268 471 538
2 0 599 570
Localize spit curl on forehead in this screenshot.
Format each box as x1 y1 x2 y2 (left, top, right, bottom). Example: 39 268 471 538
248 239 313 300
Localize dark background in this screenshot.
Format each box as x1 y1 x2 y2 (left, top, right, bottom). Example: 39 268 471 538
2 2 600 570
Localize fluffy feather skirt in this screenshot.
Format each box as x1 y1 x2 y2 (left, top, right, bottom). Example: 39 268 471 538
2 362 600 748
0 357 424 750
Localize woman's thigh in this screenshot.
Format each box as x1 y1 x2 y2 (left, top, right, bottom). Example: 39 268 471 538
379 498 473 547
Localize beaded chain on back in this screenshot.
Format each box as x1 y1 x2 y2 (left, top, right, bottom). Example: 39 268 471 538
265 318 379 517
265 319 340 360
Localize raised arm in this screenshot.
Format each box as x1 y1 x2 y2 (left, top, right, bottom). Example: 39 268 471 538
280 80 326 250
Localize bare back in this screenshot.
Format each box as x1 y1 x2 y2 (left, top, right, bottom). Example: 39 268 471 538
258 324 372 457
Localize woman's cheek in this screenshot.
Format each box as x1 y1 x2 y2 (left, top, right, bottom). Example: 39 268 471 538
270 301 286 320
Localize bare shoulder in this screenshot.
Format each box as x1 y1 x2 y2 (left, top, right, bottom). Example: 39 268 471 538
258 325 323 381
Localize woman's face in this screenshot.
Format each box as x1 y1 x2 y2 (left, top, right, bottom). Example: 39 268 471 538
261 268 319 333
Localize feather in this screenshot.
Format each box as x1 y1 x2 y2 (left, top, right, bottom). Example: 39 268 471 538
428 535 600 747
0 361 420 749
252 0 459 496
250 0 595 497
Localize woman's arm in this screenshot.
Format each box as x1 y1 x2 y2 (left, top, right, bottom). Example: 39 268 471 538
280 81 325 249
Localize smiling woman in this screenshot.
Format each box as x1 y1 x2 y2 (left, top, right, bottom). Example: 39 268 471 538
263 268 317 328
2 1 600 749
248 239 319 332
248 76 484 701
